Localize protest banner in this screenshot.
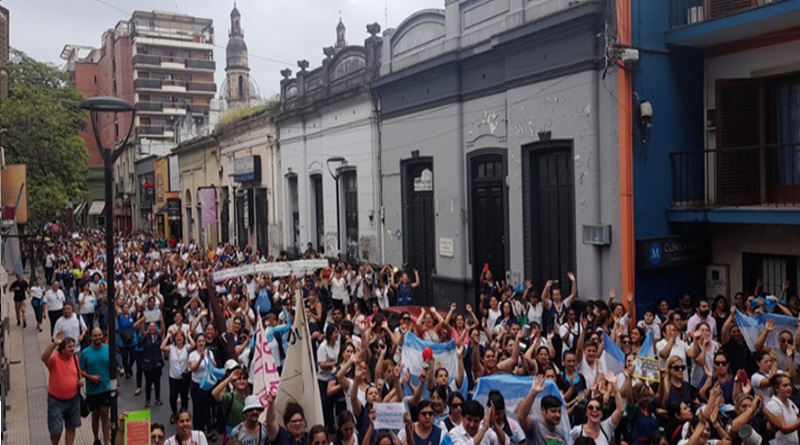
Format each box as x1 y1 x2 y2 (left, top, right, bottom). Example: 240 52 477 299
124 410 151 445
633 355 660 383
252 313 282 422
373 403 406 430
213 259 329 282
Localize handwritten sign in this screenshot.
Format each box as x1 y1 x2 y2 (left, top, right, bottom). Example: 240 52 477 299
252 313 282 422
633 356 660 383
373 403 406 430
125 410 151 445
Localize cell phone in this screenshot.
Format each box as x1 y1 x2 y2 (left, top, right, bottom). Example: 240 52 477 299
522 325 531 338
737 369 750 388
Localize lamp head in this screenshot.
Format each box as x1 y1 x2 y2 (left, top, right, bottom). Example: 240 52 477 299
80 96 134 113
326 156 347 180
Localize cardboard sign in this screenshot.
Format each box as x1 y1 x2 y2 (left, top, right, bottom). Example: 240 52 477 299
125 410 151 445
373 403 406 430
633 356 660 383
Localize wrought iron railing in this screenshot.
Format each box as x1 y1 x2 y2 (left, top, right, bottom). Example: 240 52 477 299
670 142 800 207
670 0 775 28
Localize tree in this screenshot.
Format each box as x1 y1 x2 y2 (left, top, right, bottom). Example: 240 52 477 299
0 49 88 232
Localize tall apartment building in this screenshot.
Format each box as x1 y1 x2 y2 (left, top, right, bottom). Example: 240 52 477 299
62 10 216 231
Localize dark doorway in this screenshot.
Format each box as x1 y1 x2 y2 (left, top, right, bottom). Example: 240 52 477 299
470 152 507 297
220 187 230 244
255 188 268 256
524 141 576 287
310 174 324 253
287 175 300 252
402 159 435 306
342 169 359 262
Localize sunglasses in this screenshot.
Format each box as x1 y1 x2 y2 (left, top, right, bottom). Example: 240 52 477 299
419 411 435 417
714 361 728 366
671 365 687 371
586 405 602 411
451 403 463 409
402 317 410 321
151 434 165 440
781 338 794 344
622 340 632 345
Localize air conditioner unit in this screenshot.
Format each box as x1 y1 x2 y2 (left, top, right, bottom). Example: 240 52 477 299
582 225 612 246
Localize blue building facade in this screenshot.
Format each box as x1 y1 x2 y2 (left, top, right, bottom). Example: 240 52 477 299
632 0 800 311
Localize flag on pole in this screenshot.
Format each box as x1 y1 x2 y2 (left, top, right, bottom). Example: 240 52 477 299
735 309 797 353
602 333 626 376
274 290 324 428
639 330 655 359
400 332 468 398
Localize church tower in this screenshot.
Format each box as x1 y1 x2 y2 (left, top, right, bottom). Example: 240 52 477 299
225 3 251 109
335 18 347 51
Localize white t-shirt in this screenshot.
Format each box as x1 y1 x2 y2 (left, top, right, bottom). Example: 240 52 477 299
487 308 502 332
689 342 719 388
375 287 390 309
30 285 45 302
579 357 606 388
189 350 212 384
79 292 96 315
44 289 66 311
331 277 349 305
559 322 582 350
450 423 508 445
637 320 662 340
316 340 340 381
766 396 800 445
569 418 616 445
54 315 88 352
656 338 691 381
169 344 190 379
165 431 209 445
753 371 782 399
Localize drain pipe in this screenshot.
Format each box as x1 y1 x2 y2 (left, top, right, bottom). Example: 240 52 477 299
371 89 386 264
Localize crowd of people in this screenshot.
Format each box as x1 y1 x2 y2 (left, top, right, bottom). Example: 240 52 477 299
10 228 799 445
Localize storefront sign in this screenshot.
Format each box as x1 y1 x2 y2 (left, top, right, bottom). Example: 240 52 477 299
154 157 169 208
636 236 708 271
232 156 261 183
166 197 181 218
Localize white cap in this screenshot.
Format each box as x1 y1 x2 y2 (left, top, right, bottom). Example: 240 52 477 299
224 359 241 372
242 395 264 413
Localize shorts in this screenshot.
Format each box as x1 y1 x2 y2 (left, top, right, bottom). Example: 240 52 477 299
86 391 112 411
47 394 81 435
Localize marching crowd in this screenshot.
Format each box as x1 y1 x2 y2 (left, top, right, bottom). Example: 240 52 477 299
9 229 800 445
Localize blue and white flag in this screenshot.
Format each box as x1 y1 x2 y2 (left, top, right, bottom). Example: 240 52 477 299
474 376 569 442
401 332 467 398
602 333 626 376
639 330 655 359
735 309 797 353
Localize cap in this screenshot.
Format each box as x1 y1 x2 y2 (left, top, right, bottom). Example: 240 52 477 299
224 359 241 372
242 395 264 413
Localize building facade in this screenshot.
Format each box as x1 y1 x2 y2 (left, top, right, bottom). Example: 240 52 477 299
63 10 216 231
373 0 622 308
277 20 383 262
173 135 220 247
633 0 800 306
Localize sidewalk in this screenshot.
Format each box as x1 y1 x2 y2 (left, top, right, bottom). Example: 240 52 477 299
3 286 98 444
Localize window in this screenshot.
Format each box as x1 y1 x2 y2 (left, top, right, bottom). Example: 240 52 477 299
743 253 798 297
342 170 359 262
310 175 324 253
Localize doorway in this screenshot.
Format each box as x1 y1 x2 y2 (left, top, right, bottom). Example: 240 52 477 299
402 159 435 306
469 152 507 297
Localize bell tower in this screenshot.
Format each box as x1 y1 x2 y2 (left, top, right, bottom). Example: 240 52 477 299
225 3 251 109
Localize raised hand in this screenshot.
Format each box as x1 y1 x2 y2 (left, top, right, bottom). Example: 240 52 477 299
605 371 618 386
609 289 617 301
766 318 776 333
568 272 575 281
54 331 65 345
465 304 473 314
531 374 546 394
450 302 457 311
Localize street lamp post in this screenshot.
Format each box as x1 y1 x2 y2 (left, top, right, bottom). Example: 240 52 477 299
80 96 135 445
326 156 346 259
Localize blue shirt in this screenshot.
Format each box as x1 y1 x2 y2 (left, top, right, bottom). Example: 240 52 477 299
79 343 110 395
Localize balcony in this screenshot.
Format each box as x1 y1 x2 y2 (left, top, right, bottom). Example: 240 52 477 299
667 0 800 47
134 78 162 90
137 125 166 136
133 54 161 66
185 59 216 71
135 101 163 113
187 81 217 93
669 142 800 224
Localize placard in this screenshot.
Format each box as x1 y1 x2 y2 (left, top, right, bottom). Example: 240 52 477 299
213 259 329 282
124 410 151 445
373 403 406 430
633 356 660 383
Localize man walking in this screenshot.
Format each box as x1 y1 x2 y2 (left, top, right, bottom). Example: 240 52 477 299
10 274 29 328
44 249 56 285
54 302 87 354
42 332 82 445
44 280 67 335
81 328 112 445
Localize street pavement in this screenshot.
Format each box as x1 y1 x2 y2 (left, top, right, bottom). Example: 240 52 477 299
3 286 180 444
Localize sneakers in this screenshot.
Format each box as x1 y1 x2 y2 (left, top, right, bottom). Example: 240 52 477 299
170 414 176 424
144 401 150 408
134 388 141 396
93 439 102 445
23 321 26 328
16 320 20 326
155 400 163 406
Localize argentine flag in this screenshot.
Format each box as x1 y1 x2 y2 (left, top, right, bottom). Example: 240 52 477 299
401 332 467 398
602 333 626 375
474 375 570 442
639 330 655 359
735 310 797 353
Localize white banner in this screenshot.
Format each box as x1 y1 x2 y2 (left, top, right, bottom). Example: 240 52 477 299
373 403 406 430
213 259 329 283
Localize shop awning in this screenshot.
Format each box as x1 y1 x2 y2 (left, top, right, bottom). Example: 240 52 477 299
72 202 86 215
87 200 106 216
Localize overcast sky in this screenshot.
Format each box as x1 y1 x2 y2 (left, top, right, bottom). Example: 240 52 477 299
5 0 442 97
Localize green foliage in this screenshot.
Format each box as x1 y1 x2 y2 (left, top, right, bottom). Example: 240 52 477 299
215 103 267 129
0 49 89 230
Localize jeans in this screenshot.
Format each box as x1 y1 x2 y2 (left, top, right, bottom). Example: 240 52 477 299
31 301 44 325
44 266 54 285
169 374 190 415
191 382 213 434
82 313 94 332
133 350 143 388
144 368 162 403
